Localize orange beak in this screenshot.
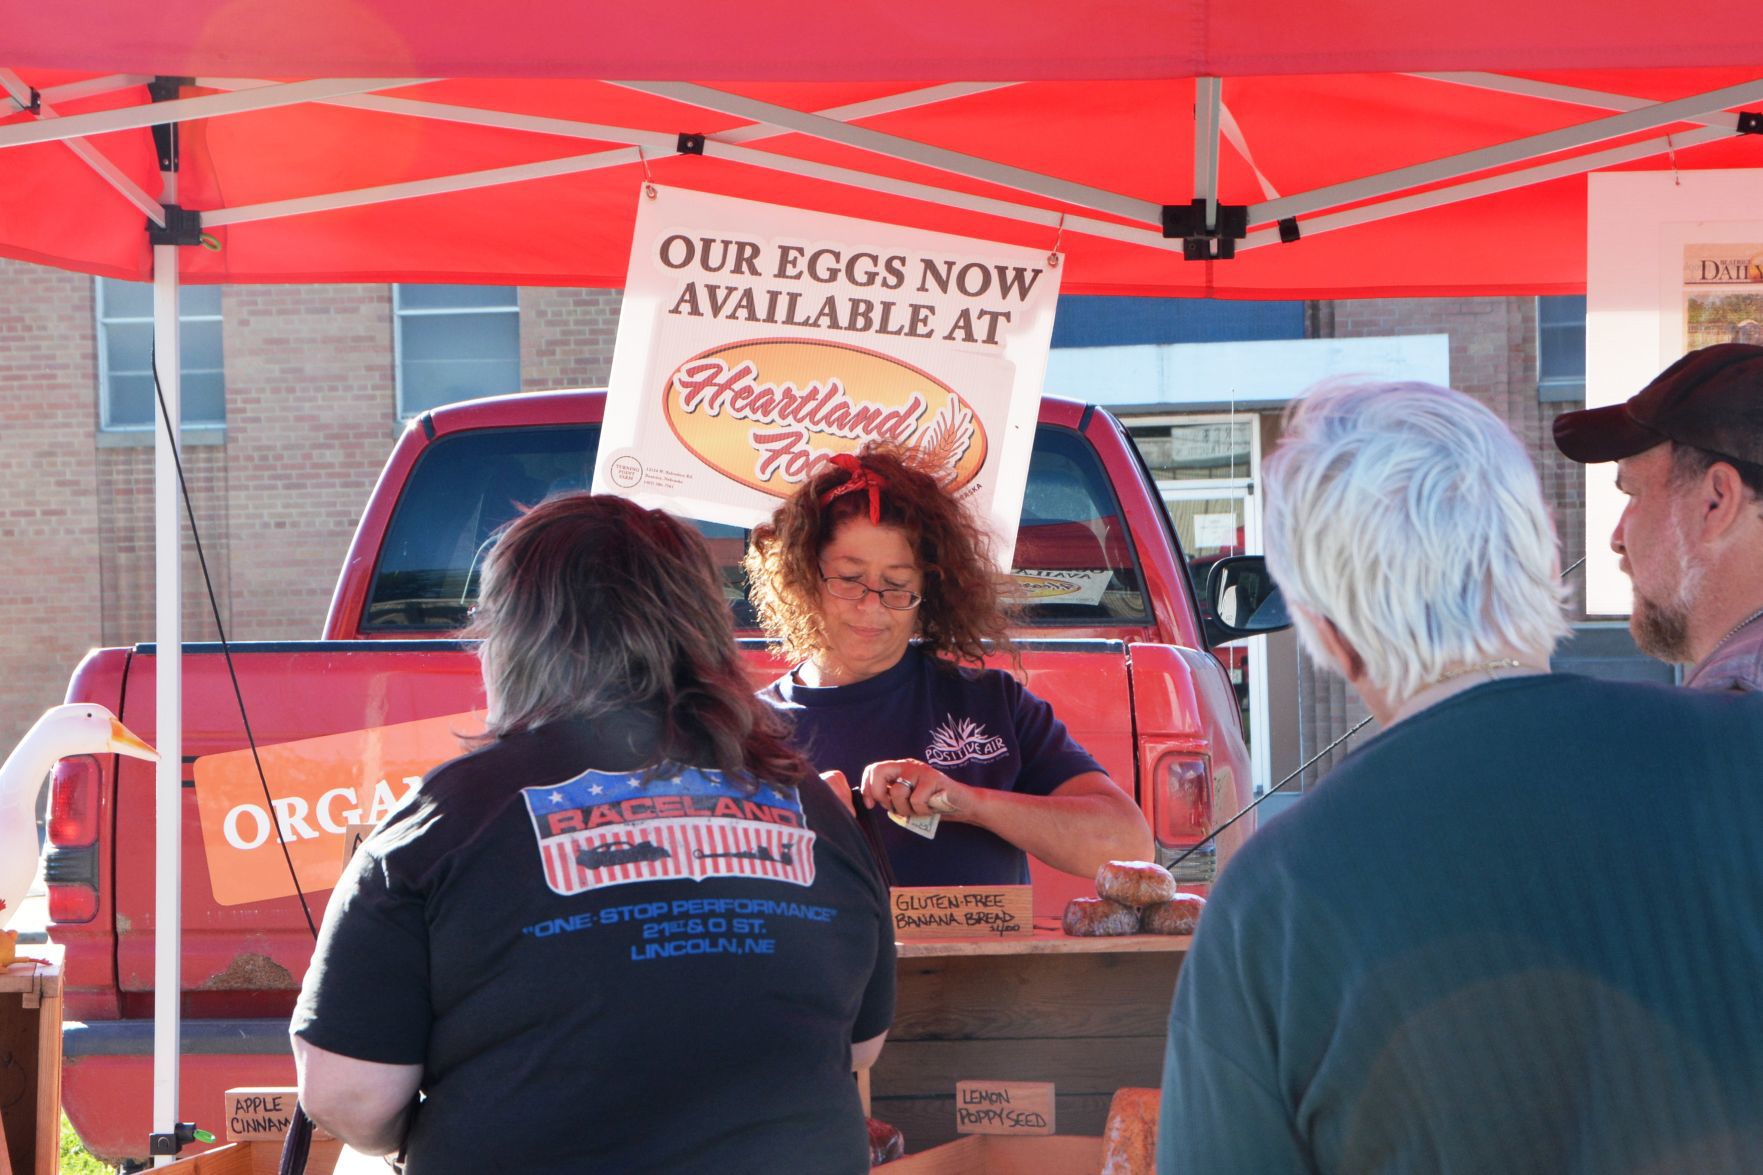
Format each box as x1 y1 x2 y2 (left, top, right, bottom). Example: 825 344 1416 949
110 717 159 762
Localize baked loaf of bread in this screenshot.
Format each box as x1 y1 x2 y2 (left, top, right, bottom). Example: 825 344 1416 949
1099 1087 1160 1175
1096 860 1178 907
1141 893 1206 936
1062 897 1141 936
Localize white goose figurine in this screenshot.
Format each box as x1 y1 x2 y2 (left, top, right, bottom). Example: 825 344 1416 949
1 703 157 930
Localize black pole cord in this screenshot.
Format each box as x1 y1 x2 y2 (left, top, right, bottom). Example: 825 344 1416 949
152 350 320 941
1167 555 1588 871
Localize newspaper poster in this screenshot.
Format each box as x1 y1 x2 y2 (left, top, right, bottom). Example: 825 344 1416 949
593 186 1062 562
1683 244 1763 352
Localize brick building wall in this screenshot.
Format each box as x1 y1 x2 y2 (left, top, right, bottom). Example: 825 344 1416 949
519 286 622 390
222 284 398 638
0 257 626 763
0 263 106 761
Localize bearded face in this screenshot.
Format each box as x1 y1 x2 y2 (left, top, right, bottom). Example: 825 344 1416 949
1614 446 1705 664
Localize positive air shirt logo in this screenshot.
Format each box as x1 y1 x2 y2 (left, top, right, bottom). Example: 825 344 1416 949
522 767 816 895
924 716 1009 768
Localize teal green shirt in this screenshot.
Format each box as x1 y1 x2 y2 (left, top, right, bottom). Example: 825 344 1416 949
1160 674 1763 1175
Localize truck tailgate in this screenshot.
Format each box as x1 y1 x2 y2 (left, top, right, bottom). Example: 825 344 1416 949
112 638 1134 997
113 642 486 999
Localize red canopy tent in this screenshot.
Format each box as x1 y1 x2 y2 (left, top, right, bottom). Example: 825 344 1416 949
3 1 1761 1160
3 2 1763 297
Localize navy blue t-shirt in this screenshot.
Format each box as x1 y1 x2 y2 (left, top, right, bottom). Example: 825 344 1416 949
762 647 1103 885
292 710 894 1175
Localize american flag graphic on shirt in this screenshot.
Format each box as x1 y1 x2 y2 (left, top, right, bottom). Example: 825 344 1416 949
521 767 816 895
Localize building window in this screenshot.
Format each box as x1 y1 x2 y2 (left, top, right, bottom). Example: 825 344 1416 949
394 285 521 417
95 279 225 430
1538 294 1586 403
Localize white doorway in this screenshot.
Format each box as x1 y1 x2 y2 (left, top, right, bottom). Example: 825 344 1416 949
1127 415 1273 800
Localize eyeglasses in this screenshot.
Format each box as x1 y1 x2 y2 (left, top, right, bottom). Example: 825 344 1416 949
819 574 923 611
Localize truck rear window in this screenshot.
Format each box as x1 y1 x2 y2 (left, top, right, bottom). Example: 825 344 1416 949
362 424 1147 632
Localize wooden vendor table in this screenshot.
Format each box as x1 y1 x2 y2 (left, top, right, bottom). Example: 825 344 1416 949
1 944 64 1175
870 919 1187 1150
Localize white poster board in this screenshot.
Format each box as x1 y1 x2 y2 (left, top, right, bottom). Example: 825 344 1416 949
1585 170 1763 615
593 186 1063 564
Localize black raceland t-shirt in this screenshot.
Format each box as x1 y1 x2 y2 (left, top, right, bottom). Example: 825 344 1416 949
291 709 895 1175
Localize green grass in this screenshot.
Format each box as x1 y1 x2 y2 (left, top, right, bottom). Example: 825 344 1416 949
59 1112 114 1175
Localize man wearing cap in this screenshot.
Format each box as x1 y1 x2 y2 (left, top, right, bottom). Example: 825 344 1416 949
1554 343 1763 692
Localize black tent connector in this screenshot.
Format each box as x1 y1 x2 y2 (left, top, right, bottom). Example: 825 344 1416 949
146 76 192 104
147 205 205 247
677 132 706 155
148 77 196 171
1162 199 1248 260
1278 217 1301 244
1738 111 1763 135
22 88 40 115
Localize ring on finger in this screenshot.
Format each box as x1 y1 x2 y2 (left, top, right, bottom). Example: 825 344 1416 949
893 778 915 792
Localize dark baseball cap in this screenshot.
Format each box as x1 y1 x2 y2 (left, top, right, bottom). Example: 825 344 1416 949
1553 343 1763 465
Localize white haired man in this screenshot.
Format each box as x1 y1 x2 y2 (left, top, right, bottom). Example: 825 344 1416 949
1553 343 1763 692
1157 380 1763 1174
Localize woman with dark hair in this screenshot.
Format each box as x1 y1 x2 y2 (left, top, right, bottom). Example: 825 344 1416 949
291 493 894 1174
745 449 1151 887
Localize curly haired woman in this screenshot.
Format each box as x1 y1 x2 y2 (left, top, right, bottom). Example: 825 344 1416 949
745 448 1151 887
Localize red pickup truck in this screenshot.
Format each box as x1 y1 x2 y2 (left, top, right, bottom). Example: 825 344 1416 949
44 390 1263 1162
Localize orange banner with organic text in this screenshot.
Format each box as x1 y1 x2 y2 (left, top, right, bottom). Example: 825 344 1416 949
192 711 485 906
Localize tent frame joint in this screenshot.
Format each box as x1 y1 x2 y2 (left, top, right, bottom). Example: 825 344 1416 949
146 205 204 247
1738 110 1763 135
676 132 705 155
1162 199 1247 260
146 76 192 103
1277 216 1301 243
148 1121 202 1158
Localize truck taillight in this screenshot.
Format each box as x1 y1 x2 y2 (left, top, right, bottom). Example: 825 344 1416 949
1154 753 1213 845
46 881 98 924
48 755 100 847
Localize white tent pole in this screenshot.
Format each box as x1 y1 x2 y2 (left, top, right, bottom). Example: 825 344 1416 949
200 131 1184 256
0 77 431 151
1408 71 1734 128
619 80 1164 226
197 78 1013 149
151 170 184 1167
1194 77 1222 231
1251 75 1763 225
37 74 153 104
1238 122 1733 251
0 69 167 225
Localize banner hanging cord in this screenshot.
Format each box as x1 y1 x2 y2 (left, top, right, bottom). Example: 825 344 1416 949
152 348 319 941
1167 554 1588 870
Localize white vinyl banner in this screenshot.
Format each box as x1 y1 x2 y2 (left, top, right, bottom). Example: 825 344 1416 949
1585 170 1763 614
593 186 1062 562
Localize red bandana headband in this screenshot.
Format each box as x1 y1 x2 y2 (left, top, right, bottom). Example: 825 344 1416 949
818 453 887 524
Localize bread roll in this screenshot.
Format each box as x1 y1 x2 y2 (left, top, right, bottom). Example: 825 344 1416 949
1096 860 1178 907
1062 896 1141 936
1141 893 1206 936
1099 1087 1160 1175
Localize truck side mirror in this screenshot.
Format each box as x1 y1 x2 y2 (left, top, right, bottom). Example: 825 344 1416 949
1203 555 1292 645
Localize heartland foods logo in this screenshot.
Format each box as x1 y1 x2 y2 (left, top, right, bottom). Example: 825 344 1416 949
662 339 987 497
